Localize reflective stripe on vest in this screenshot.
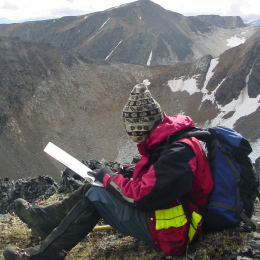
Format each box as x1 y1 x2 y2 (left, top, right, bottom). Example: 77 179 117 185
155 205 187 230
188 211 202 241
155 205 202 242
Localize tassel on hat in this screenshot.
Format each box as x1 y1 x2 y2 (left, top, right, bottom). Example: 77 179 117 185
122 80 163 143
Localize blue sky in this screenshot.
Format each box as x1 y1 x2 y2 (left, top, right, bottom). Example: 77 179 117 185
0 0 259 24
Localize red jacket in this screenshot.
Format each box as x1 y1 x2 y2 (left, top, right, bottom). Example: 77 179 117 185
103 113 213 256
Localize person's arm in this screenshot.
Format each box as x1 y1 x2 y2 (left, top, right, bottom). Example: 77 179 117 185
101 142 196 211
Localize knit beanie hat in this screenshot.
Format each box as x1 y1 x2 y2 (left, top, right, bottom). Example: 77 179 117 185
122 79 163 143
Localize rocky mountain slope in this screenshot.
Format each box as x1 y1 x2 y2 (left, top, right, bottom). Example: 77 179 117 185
0 0 258 66
0 34 260 181
0 36 137 180
165 37 260 159
246 28 260 44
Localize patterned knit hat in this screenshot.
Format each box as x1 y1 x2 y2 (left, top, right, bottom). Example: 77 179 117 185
122 79 163 143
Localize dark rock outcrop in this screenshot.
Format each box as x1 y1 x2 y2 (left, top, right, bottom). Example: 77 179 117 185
0 160 121 214
0 175 59 214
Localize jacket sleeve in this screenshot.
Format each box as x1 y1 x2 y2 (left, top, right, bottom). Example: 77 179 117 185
102 142 196 212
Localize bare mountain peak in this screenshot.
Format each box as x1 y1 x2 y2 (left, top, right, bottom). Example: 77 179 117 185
0 1 257 66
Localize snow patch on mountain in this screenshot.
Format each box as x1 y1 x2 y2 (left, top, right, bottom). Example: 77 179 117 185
168 57 220 103
167 58 260 131
212 59 259 126
167 57 260 160
99 18 110 30
226 35 246 47
201 58 219 99
168 76 199 95
211 85 260 127
251 140 260 161
147 51 153 66
105 40 122 60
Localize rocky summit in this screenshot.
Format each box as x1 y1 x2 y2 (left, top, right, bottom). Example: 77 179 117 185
1 159 260 259
0 0 259 181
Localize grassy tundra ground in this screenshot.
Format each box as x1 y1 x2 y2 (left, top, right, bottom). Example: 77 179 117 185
1 194 260 260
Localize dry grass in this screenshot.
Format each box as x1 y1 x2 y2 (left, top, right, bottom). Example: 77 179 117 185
0 213 160 260
0 194 258 260
0 194 162 260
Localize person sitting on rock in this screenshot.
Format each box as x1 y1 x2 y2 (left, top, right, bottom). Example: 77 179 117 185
3 80 213 260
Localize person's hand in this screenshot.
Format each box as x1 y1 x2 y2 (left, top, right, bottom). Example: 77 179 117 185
87 166 117 183
87 171 98 179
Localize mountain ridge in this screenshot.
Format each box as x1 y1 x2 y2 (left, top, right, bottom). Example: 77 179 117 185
193 15 246 28
0 0 258 66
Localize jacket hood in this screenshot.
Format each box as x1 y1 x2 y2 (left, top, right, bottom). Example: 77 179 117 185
137 112 195 154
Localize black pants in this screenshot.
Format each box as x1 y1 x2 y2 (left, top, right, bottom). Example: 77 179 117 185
26 186 100 259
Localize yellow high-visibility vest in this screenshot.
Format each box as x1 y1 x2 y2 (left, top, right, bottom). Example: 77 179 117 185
155 204 202 242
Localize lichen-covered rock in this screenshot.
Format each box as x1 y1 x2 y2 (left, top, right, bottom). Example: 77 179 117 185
0 175 58 214
0 159 123 213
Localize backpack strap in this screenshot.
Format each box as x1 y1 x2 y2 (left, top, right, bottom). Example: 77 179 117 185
240 211 257 231
179 196 203 238
147 127 211 162
166 127 212 144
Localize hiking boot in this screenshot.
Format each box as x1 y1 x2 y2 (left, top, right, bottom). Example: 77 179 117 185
14 183 92 240
14 198 49 239
5 197 98 260
3 247 30 260
3 246 66 260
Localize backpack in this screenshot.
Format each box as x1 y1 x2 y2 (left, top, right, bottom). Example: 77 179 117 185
161 126 260 232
